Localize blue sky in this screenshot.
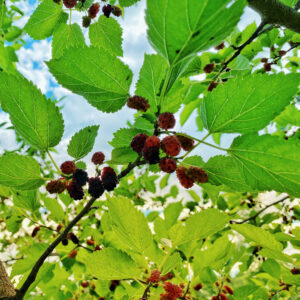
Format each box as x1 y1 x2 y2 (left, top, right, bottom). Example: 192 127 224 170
0 0 261 172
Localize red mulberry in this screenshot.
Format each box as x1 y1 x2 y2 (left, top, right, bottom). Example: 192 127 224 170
291 267 300 274
204 63 215 74
31 226 40 238
159 158 177 173
161 136 181 156
142 146 160 164
220 293 229 300
46 178 67 194
264 63 272 72
193 283 203 291
215 42 225 50
186 167 208 183
89 3 100 18
82 16 91 28
102 4 112 18
160 282 183 300
208 81 218 92
63 0 77 8
91 152 105 165
223 286 233 295
176 167 194 189
67 179 84 200
88 177 104 198
86 239 95 246
131 133 148 153
158 112 175 130
149 270 160 283
112 5 122 17
69 249 77 259
61 161 76 174
101 167 118 191
145 135 160 148
127 95 150 112
176 135 194 151
81 281 89 288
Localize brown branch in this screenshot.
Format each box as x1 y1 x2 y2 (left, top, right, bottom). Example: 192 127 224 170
0 260 16 298
140 284 151 300
0 156 145 300
270 42 300 65
231 195 289 224
248 0 300 33
181 282 190 299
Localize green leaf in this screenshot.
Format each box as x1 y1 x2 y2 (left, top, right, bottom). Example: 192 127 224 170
172 208 229 246
109 128 145 148
180 99 199 126
0 153 44 190
182 155 205 168
161 252 182 274
89 15 123 57
204 155 251 192
43 197 65 222
146 0 245 65
107 197 157 260
274 104 300 127
86 248 140 280
47 46 132 113
0 73 64 150
119 0 140 7
200 74 300 134
13 190 40 212
110 147 138 165
135 54 168 113
52 23 85 59
25 0 68 39
258 248 294 263
229 134 300 197
262 259 281 279
231 224 282 251
67 125 99 161
164 202 182 228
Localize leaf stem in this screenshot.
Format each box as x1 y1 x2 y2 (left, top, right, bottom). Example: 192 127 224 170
46 150 61 174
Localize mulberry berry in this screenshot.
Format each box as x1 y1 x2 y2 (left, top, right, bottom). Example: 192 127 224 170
223 286 233 295
186 167 208 183
112 5 122 17
291 267 300 274
63 0 77 8
142 146 160 164
131 133 148 153
145 135 160 148
220 293 229 300
212 297 218 300
208 81 218 92
204 63 215 74
215 42 225 50
149 270 160 283
176 167 194 189
73 169 89 186
176 135 194 151
67 179 84 200
68 232 79 244
61 161 76 174
88 177 104 198
56 224 63 232
158 112 175 130
159 158 177 173
278 50 286 57
81 281 89 288
160 282 183 299
167 272 174 279
94 245 102 251
91 152 105 165
69 249 78 259
89 3 100 18
102 4 112 18
264 63 272 72
260 58 268 63
82 16 91 28
193 283 203 291
86 239 95 246
160 275 168 282
161 136 181 156
31 226 40 238
101 167 118 191
46 178 67 194
62 239 68 246
127 95 150 112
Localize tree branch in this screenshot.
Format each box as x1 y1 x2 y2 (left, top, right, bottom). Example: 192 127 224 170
0 260 16 298
248 0 300 33
140 284 151 300
0 156 144 300
231 195 289 224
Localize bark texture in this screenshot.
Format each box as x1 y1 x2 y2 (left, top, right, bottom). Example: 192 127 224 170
248 0 300 33
0 260 15 298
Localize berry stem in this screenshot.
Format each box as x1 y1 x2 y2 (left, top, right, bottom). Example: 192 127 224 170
69 8 72 25
198 140 227 152
46 150 62 175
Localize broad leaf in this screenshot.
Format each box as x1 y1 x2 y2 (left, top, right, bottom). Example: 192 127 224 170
109 128 145 148
89 15 123 57
171 208 229 246
274 104 300 127
146 0 245 65
67 125 99 161
47 46 133 113
204 155 251 192
25 0 67 39
0 73 64 150
200 74 300 134
229 134 300 197
52 23 85 59
12 190 40 212
0 153 44 190
86 248 140 280
110 147 138 165
107 197 157 260
43 197 65 222
119 0 140 7
135 54 168 113
231 224 283 251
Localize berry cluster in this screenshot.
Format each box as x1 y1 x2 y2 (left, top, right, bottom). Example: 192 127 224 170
129 112 208 189
160 282 183 300
46 151 118 200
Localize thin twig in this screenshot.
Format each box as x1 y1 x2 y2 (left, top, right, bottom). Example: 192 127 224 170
141 284 151 300
271 42 300 65
181 282 190 299
231 195 289 224
2 257 24 264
